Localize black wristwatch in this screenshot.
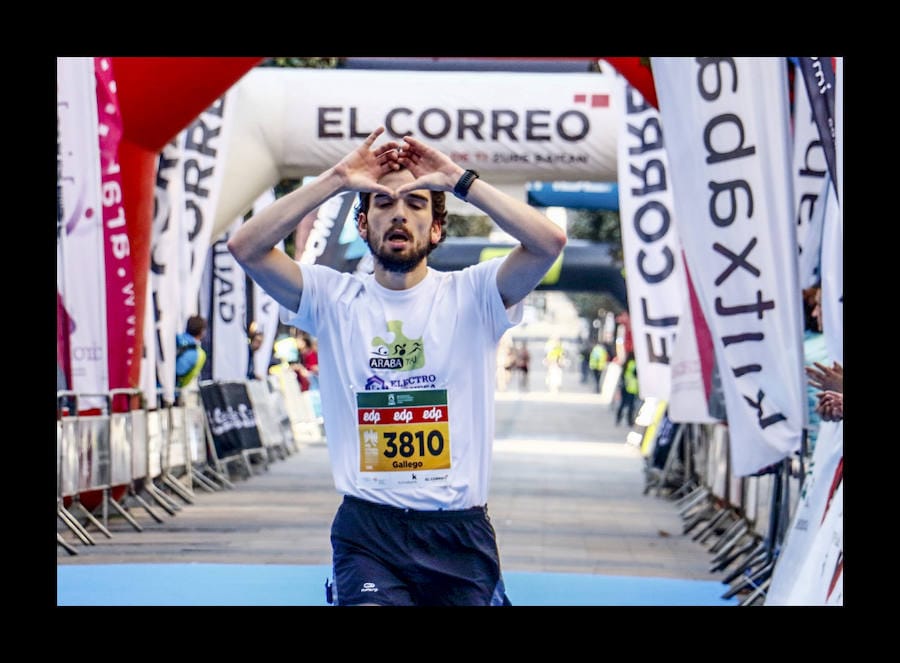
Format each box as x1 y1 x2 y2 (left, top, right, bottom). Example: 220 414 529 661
453 169 480 201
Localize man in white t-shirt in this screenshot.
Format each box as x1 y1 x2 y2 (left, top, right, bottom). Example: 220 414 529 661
228 126 566 606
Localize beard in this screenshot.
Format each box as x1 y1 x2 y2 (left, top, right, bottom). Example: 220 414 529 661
366 235 437 274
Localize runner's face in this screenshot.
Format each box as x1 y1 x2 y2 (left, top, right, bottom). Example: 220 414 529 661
359 170 441 273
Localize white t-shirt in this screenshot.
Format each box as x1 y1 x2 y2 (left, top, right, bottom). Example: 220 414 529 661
281 257 523 510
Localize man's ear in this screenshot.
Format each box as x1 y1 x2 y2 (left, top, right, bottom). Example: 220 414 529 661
357 212 367 238
430 220 442 243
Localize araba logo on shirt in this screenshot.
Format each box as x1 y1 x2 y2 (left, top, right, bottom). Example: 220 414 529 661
370 320 424 371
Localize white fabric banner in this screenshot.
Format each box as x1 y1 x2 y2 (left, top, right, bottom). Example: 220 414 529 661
613 72 687 402
180 90 236 320
766 420 843 605
792 68 828 289
836 58 843 226
652 57 805 476
824 58 843 365
139 279 157 405
250 188 281 380
820 179 843 365
210 215 247 381
668 263 719 423
150 139 185 405
57 57 108 410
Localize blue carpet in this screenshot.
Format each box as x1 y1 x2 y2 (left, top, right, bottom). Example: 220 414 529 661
57 564 737 606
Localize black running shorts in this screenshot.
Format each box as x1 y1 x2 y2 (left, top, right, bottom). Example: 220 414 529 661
330 495 511 606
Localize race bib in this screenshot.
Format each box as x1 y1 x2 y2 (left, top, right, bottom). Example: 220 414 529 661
356 389 451 488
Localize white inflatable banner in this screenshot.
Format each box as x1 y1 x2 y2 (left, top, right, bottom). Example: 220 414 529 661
213 67 620 239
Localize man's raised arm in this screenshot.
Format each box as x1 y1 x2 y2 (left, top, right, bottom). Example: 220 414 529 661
228 127 401 311
395 135 567 308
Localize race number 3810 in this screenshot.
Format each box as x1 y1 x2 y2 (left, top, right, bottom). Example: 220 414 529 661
356 389 451 472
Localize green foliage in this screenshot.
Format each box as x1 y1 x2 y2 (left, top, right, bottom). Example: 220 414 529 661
446 213 492 238
261 57 342 69
562 208 626 320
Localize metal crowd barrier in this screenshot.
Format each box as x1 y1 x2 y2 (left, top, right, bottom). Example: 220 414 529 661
58 378 315 554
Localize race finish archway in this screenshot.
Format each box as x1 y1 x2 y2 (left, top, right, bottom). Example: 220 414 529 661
209 63 627 302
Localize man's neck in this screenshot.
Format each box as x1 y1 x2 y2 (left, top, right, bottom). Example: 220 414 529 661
373 260 429 291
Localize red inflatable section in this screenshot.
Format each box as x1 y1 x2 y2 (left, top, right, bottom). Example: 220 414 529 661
602 57 658 109
110 57 263 389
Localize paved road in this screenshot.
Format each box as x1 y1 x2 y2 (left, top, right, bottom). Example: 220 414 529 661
58 340 721 583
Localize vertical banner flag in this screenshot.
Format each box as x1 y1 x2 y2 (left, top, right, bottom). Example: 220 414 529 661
823 58 843 364
180 90 235 320
668 261 720 423
835 58 843 225
57 57 108 411
819 173 843 365
652 57 805 476
792 67 828 289
94 57 136 403
250 188 281 380
209 215 248 381
613 72 687 402
766 420 843 605
150 138 185 406
797 58 838 203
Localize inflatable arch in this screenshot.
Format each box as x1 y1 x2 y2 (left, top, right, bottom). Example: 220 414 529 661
110 57 262 387
210 66 622 240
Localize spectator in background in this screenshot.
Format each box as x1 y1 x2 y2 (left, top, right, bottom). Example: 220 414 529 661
175 315 207 391
616 351 639 426
588 339 609 394
544 337 565 393
514 339 530 391
801 284 831 450
803 283 843 425
296 331 320 391
247 329 265 380
578 337 592 384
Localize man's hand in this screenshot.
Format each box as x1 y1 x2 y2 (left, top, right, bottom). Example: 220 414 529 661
394 134 463 195
815 390 844 422
806 361 843 393
332 126 402 196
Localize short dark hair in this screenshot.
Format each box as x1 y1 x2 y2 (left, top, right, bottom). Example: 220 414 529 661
353 168 449 246
186 315 207 337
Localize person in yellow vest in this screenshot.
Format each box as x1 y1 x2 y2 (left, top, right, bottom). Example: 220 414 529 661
588 340 609 393
175 315 208 391
615 351 639 426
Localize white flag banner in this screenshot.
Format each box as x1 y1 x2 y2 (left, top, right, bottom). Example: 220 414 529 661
150 139 185 406
820 178 843 365
57 57 108 411
139 280 157 405
668 262 719 423
792 68 828 289
613 72 686 402
180 89 236 320
210 215 247 380
824 57 843 365
766 420 843 605
836 58 843 227
250 188 281 379
652 57 805 476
